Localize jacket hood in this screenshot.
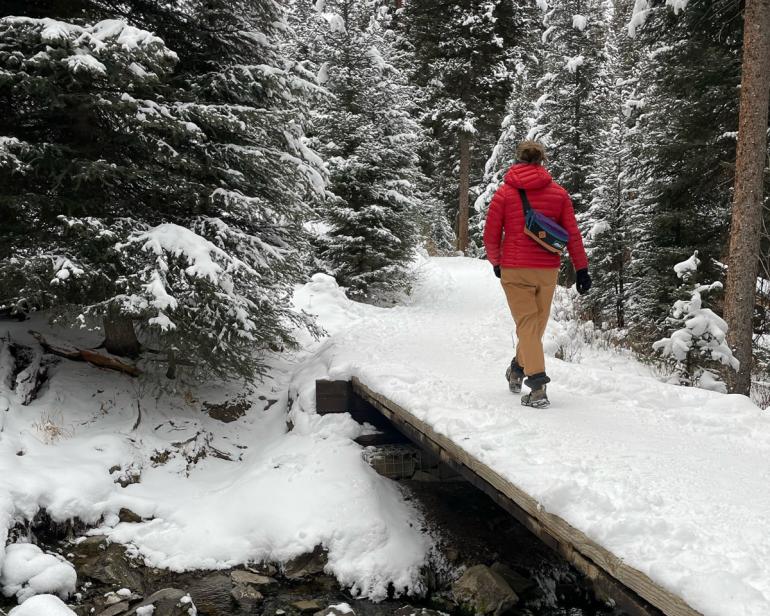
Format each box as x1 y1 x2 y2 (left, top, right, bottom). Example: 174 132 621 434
504 163 553 190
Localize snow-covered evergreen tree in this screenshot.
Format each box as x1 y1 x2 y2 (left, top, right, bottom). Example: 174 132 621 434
0 2 325 379
528 0 608 211
623 0 743 331
581 0 642 327
653 251 738 392
402 0 524 250
290 0 422 301
471 3 544 250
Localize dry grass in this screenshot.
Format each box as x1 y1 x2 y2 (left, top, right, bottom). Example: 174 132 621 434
32 411 73 444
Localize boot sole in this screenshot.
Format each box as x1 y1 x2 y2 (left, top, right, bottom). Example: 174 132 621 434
521 396 550 409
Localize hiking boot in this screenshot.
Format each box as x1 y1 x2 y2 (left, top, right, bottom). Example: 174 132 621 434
505 359 525 394
521 372 552 409
521 385 550 409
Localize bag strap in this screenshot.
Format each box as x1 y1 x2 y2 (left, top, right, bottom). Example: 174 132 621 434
518 188 532 214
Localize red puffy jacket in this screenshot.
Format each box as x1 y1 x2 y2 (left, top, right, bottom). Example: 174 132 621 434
483 163 588 271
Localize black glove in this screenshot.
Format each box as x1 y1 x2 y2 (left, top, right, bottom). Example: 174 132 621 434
576 268 592 295
493 265 501 279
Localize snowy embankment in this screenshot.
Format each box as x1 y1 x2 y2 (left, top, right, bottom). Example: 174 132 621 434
299 257 770 616
0 276 432 612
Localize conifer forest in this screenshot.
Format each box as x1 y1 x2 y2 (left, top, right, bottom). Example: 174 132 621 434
0 1 769 616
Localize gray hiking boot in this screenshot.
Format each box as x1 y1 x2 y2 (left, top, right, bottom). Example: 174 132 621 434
521 373 551 409
505 359 525 394
521 385 550 409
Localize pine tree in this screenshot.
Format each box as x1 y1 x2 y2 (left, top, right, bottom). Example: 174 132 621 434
528 0 608 211
401 0 524 252
0 1 325 379
581 0 642 328
623 0 743 337
289 0 422 301
472 4 544 251
653 251 738 392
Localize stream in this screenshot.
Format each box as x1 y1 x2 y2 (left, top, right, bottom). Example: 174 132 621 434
0 469 622 616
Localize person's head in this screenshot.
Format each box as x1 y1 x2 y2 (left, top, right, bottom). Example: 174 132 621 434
516 140 547 165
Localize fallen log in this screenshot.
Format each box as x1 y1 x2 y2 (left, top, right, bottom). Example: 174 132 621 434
29 330 140 377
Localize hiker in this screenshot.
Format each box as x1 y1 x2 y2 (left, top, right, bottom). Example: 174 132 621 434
483 140 590 408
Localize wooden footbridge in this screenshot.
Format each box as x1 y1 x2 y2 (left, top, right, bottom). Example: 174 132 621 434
316 377 701 616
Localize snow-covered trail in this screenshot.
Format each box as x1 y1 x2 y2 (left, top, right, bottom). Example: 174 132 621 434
310 257 770 616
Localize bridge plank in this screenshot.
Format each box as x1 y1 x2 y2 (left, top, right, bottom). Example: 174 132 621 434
350 377 702 616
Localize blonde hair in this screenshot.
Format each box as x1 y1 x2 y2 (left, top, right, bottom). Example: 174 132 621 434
516 140 547 165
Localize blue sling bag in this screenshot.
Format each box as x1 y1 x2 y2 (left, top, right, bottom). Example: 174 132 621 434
519 189 568 255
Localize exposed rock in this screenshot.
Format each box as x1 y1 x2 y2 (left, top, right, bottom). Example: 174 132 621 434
394 607 449 616
179 571 230 616
261 564 279 577
283 546 328 579
292 599 323 613
71 536 145 591
127 588 195 616
309 574 338 592
427 594 458 614
203 397 250 423
230 583 263 605
99 601 130 616
452 565 518 615
444 547 461 563
230 569 278 592
490 562 534 596
118 508 142 524
314 602 356 616
97 590 141 611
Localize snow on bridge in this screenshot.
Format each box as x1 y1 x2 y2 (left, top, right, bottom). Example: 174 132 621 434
306 257 770 616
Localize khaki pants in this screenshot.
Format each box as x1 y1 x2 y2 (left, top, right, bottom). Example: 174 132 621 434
500 268 558 376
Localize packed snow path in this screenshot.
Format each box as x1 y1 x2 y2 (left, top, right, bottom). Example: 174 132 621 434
309 257 770 616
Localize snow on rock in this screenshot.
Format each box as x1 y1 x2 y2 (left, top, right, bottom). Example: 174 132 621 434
103 409 428 599
8 594 76 616
1 543 76 603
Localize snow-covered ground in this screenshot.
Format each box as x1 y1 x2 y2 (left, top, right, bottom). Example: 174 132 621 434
299 257 770 616
0 276 432 612
1 256 768 616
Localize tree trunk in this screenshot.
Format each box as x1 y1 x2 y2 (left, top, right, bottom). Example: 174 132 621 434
103 311 140 358
724 0 770 395
166 350 177 380
457 132 471 254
